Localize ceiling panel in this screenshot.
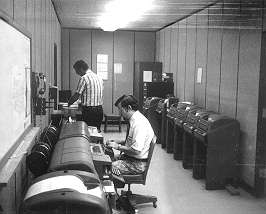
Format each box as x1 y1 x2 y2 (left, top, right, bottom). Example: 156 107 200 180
52 0 218 30
52 0 264 31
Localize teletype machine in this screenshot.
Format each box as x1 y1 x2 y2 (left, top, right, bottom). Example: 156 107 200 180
155 97 179 148
24 121 116 213
155 99 167 145
171 102 197 160
193 114 240 190
182 109 211 169
24 170 110 214
165 103 179 153
143 97 161 139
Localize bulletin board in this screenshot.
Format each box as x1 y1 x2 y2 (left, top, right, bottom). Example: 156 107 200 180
0 18 31 166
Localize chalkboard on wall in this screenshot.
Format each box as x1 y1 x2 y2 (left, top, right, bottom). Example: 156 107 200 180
0 18 31 166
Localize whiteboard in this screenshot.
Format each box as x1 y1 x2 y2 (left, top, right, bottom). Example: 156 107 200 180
0 19 31 165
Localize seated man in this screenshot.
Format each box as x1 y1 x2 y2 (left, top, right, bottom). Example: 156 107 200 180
106 95 155 175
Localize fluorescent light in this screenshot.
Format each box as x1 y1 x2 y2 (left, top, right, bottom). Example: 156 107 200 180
98 0 154 31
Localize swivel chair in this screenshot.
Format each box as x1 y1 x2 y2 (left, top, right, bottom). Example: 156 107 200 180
120 137 158 211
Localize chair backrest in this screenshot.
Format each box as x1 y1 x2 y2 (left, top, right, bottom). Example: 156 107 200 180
143 136 157 183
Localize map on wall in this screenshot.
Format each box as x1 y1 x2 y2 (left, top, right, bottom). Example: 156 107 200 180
0 19 31 165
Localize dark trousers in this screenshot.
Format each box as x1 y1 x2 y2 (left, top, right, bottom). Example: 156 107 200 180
81 105 103 131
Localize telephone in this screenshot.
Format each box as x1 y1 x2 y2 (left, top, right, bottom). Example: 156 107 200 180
37 73 47 95
32 72 48 115
32 72 46 98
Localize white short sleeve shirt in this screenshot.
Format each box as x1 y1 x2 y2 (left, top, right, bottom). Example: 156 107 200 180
125 111 155 159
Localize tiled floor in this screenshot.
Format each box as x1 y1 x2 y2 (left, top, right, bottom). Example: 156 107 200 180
102 125 266 214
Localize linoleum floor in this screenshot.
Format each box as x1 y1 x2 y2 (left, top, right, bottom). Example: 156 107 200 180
102 125 266 214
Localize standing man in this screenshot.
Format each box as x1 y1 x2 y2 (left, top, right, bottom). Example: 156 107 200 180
106 95 155 174
68 60 103 132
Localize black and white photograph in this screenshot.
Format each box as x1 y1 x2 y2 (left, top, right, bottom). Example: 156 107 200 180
0 0 266 213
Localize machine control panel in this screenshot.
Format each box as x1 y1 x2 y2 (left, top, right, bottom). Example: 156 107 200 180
174 103 199 127
143 97 161 116
143 97 161 109
183 109 211 134
167 102 180 119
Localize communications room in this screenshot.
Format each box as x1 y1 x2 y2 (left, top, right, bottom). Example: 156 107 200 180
0 0 266 213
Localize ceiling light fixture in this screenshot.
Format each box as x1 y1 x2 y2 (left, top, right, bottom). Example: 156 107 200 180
98 0 154 31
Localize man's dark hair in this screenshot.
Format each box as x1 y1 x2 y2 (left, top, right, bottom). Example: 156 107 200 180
115 95 139 111
73 60 89 71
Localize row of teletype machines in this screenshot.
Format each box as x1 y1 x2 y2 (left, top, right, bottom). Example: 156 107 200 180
24 115 122 214
22 98 240 213
143 97 240 191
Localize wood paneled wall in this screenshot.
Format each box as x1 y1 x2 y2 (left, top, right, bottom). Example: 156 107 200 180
156 1 263 190
0 0 61 88
0 0 61 129
257 31 266 196
177 20 187 101
61 29 155 114
256 5 266 196
92 31 114 114
0 0 61 212
113 31 134 115
186 16 197 102
135 31 155 62
170 26 179 97
237 29 261 187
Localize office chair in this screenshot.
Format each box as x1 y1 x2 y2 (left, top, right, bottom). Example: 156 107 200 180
120 137 158 211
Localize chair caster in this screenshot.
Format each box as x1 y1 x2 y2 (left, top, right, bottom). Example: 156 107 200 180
153 202 157 208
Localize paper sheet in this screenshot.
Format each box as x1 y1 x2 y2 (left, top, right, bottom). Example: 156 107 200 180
97 71 108 80
97 54 108 63
24 175 103 200
96 54 108 80
114 63 122 74
97 63 108 72
197 67 203 83
143 70 152 82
